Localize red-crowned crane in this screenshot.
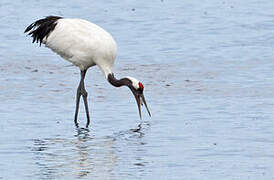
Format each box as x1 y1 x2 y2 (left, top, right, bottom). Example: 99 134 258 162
25 16 151 127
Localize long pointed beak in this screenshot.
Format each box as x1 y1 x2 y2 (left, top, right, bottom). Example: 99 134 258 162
132 90 151 120
141 94 151 117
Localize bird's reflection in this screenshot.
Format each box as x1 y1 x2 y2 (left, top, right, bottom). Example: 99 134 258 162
114 121 151 170
73 127 93 178
128 121 150 138
75 127 91 141
129 123 146 138
131 123 142 133
30 121 150 179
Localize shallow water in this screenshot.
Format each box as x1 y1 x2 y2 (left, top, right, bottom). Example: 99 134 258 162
1 0 274 179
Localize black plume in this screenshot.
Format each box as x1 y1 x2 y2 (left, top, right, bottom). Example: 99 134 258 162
25 16 63 46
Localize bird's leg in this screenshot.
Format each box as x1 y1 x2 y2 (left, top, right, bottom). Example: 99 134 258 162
74 75 82 127
80 72 90 128
74 70 90 128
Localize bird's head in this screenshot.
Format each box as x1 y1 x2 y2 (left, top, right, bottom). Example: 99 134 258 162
125 76 151 119
107 73 151 119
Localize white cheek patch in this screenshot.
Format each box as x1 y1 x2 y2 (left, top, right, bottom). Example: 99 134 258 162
125 76 139 89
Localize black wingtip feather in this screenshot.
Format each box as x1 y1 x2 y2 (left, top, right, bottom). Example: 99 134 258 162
25 16 63 46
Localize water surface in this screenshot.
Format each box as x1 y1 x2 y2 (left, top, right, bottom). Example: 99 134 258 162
1 0 274 179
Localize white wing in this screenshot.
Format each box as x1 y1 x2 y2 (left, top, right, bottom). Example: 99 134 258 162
45 18 117 75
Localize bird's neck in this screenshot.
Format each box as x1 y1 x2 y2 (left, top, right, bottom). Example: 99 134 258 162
107 73 131 87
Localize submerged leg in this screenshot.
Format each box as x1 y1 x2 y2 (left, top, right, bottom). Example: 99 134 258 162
74 70 90 127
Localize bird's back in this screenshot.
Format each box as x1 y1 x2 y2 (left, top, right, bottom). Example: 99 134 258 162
26 16 117 73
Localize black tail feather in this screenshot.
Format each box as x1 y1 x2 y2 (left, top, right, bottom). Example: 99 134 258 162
25 16 63 46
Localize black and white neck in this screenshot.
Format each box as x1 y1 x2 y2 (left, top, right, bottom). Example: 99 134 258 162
100 66 143 90
108 73 131 88
106 72 151 119
107 73 142 90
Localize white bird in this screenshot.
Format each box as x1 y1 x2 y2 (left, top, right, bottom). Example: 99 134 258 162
25 16 151 127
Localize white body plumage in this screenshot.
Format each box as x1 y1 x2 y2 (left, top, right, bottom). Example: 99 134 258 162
44 18 117 78
25 16 151 126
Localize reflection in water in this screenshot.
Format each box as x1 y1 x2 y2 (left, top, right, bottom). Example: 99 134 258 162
131 123 143 134
32 139 59 179
74 128 92 179
30 122 150 179
114 121 151 176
